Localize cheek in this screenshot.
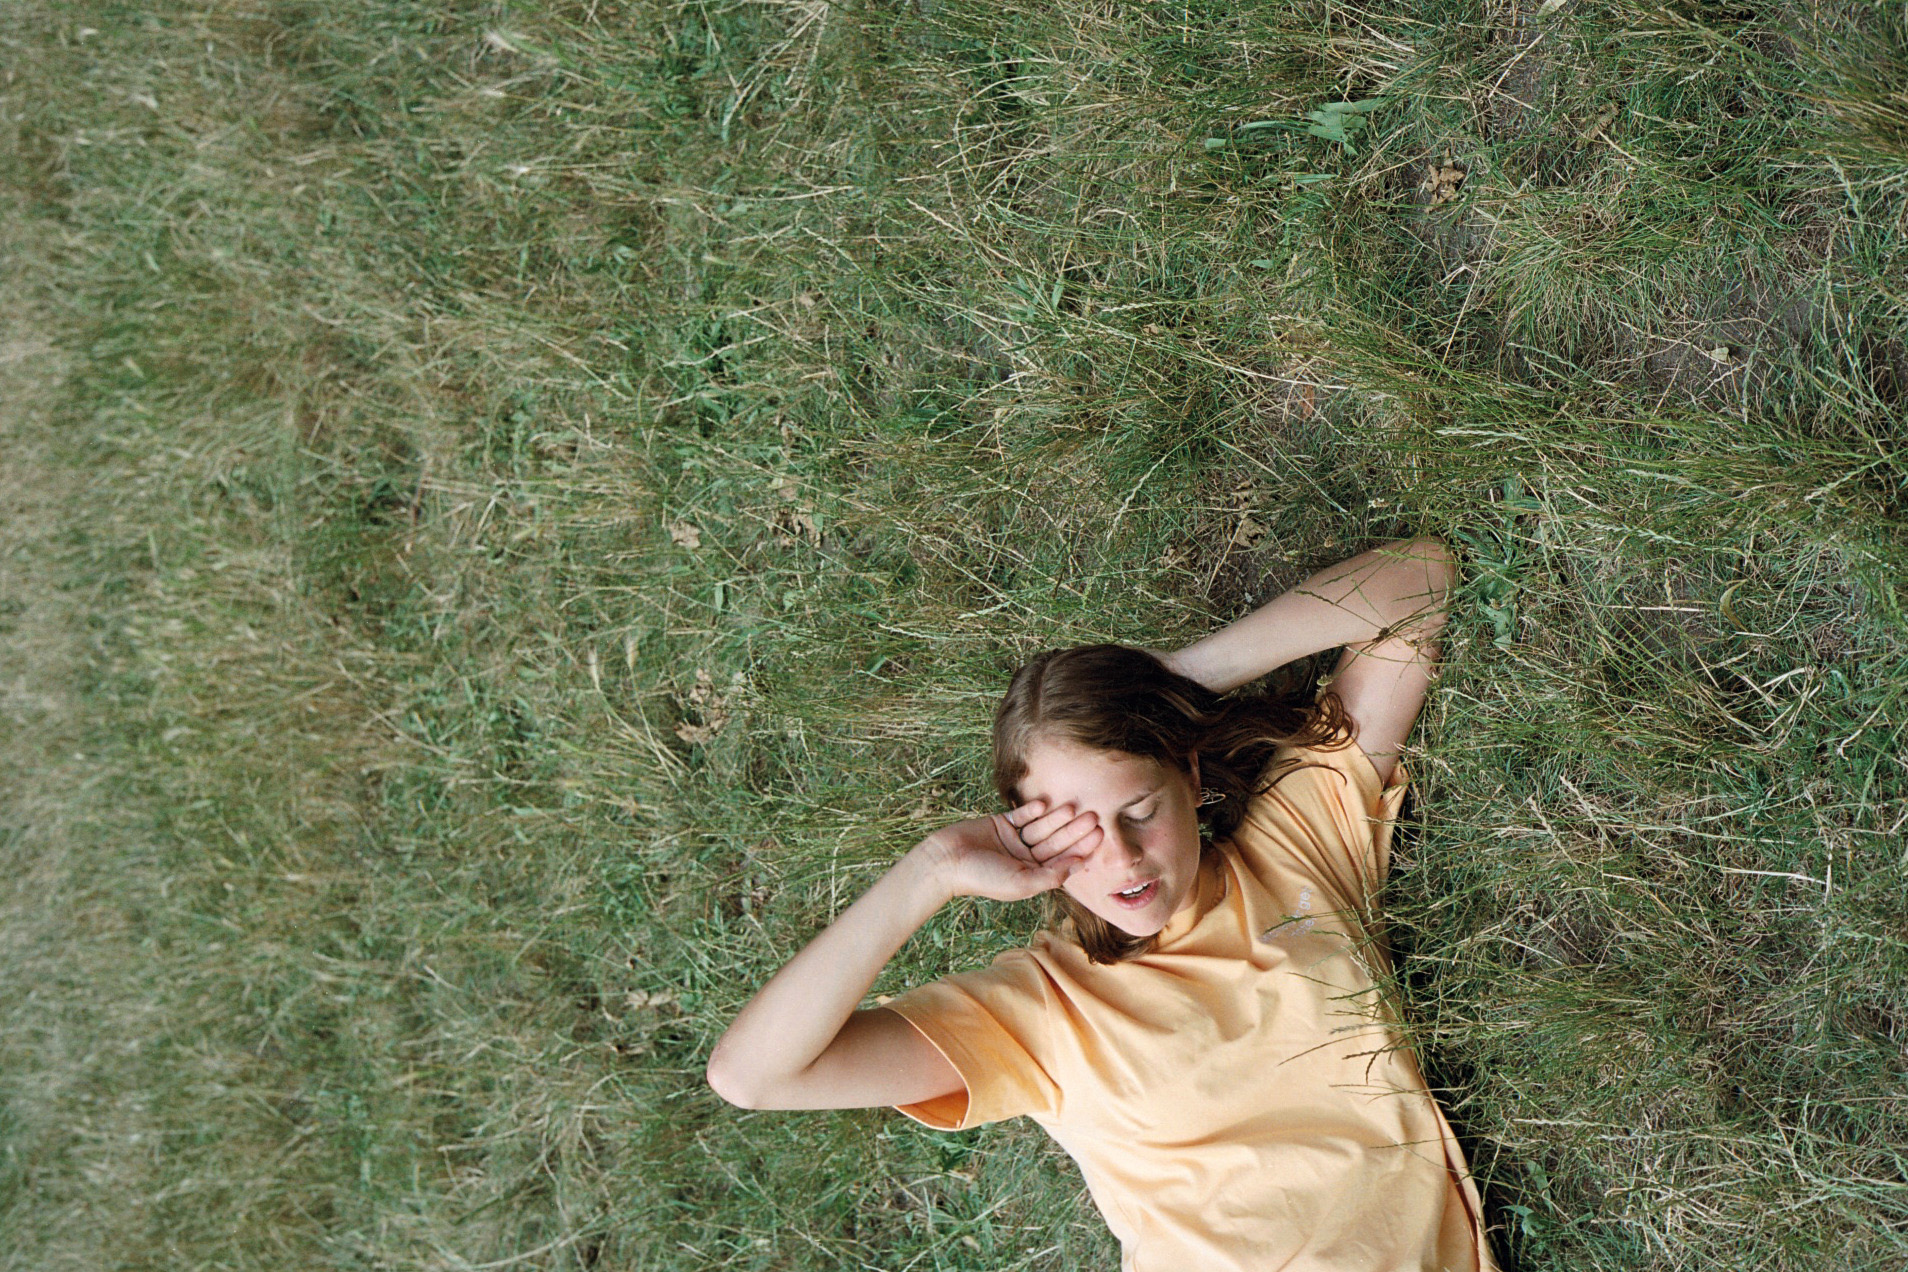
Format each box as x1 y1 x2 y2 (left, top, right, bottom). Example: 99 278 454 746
1152 810 1201 862
1060 872 1103 910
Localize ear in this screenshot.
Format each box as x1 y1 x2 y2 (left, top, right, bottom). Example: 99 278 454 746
1188 752 1201 791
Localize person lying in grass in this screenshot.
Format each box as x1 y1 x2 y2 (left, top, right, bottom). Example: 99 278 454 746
707 538 1496 1272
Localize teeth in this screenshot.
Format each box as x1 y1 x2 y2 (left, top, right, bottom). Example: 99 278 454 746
1119 883 1148 897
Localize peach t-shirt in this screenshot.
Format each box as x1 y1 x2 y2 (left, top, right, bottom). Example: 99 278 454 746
882 739 1495 1272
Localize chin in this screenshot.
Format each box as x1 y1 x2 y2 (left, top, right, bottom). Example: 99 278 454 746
1107 912 1168 938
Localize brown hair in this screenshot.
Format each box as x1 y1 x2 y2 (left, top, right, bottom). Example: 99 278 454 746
992 644 1351 964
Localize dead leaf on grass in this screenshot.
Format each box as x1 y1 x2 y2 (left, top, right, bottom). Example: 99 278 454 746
666 519 701 549
686 668 726 712
907 789 949 823
1421 162 1467 205
1576 104 1620 148
674 668 731 745
774 505 821 545
1232 515 1268 548
625 989 679 1011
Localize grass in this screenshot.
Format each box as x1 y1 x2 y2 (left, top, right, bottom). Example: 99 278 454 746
2 0 1905 1267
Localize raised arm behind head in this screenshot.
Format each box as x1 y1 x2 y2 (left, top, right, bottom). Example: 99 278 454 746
1161 537 1455 784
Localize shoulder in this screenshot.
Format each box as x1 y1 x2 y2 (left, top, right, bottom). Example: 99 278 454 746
1230 736 1411 914
1245 734 1410 842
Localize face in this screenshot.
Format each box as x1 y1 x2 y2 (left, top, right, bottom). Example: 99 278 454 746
1017 736 1203 937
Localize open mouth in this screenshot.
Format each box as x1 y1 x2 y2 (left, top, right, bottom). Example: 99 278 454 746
1110 878 1160 910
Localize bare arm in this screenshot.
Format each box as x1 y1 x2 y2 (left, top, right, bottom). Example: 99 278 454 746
1162 537 1456 782
705 801 1102 1111
705 847 958 1110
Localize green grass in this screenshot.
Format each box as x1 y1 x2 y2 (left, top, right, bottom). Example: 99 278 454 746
2 0 1906 1267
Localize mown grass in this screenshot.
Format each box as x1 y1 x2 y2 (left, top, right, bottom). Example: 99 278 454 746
2 0 1905 1267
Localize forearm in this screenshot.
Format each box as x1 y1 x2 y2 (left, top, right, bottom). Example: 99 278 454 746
1165 537 1454 693
705 844 950 1106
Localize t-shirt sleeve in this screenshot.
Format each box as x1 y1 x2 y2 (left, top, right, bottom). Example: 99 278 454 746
1233 735 1410 924
879 947 1062 1131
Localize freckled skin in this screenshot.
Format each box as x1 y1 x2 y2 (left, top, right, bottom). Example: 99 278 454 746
1018 738 1204 937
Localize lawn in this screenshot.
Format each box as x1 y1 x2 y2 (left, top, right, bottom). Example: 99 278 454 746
2 0 1905 1268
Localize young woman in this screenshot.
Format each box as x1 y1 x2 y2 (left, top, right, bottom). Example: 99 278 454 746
706 538 1497 1271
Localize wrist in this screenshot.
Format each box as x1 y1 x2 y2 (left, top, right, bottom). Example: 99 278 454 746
893 839 957 913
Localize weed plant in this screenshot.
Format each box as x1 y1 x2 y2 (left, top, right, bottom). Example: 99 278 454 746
2 0 1905 1268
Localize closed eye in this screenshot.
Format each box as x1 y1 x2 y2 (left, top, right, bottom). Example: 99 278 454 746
1123 805 1158 825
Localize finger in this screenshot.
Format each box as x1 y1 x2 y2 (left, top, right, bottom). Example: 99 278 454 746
1057 818 1104 859
1040 846 1091 887
1016 803 1080 846
1051 828 1101 871
994 803 1048 861
989 812 1042 864
1031 814 1100 864
1002 799 1047 828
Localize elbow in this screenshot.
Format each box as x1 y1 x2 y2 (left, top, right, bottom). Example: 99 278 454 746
1402 535 1457 579
1397 536 1457 609
705 1041 792 1110
705 1045 761 1109
706 1067 760 1111
1419 536 1459 599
